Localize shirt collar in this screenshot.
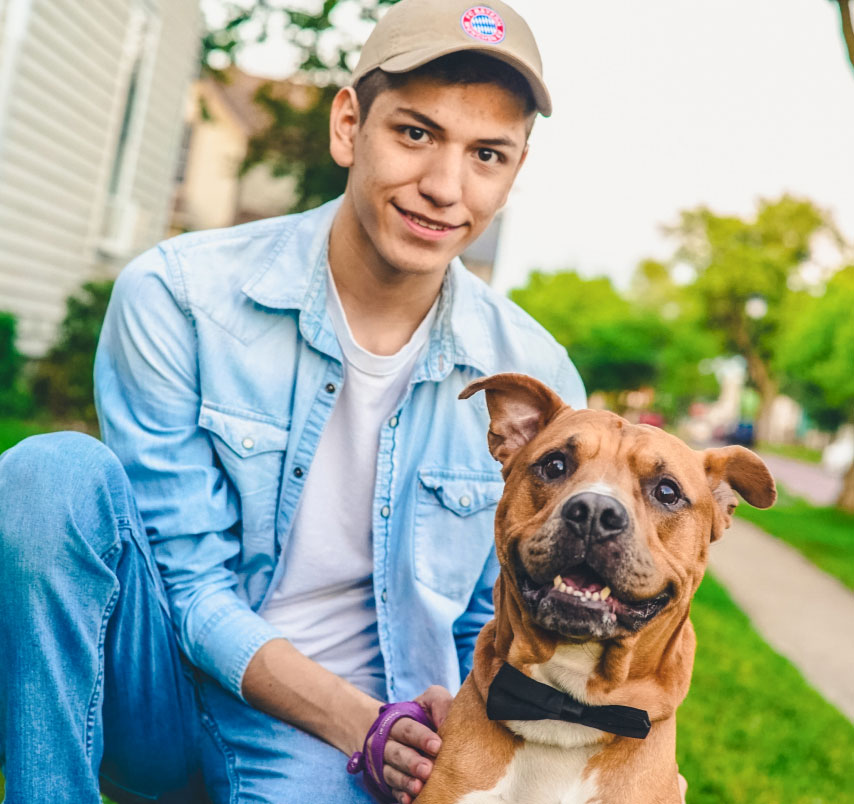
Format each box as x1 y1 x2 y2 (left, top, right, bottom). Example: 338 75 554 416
241 195 493 379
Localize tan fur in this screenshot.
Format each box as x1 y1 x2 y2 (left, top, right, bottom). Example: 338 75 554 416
419 374 775 804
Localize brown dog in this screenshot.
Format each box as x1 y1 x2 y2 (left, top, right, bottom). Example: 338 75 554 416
416 373 776 804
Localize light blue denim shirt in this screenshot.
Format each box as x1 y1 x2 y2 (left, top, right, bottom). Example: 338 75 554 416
94 197 586 704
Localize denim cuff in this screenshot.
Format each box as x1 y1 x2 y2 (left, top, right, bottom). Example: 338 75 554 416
190 600 284 701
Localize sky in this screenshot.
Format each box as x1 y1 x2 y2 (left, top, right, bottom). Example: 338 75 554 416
229 0 854 294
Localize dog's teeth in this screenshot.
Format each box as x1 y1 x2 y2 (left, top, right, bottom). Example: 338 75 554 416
573 590 582 597
592 592 600 601
559 583 568 593
600 587 611 600
583 591 592 599
554 575 562 588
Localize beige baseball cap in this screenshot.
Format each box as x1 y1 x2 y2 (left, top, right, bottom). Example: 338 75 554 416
351 0 552 117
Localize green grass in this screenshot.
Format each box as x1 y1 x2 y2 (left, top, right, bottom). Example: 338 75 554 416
758 441 824 464
677 574 854 803
735 484 854 591
0 417 51 454
0 417 98 456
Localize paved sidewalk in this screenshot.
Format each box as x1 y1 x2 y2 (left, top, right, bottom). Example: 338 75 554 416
758 452 842 506
708 517 854 723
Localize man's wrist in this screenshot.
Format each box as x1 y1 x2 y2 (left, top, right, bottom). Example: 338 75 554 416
344 698 384 757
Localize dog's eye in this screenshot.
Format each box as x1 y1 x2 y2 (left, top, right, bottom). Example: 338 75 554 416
653 480 681 506
542 453 567 480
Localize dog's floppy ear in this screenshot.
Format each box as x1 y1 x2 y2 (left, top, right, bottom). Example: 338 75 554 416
460 373 566 468
702 445 776 540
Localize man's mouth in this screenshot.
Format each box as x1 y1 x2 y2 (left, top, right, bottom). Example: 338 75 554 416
516 561 672 638
393 204 462 236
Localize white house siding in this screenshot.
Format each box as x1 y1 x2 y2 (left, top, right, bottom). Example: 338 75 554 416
0 0 200 357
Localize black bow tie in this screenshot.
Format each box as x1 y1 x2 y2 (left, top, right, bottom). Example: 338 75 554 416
486 662 651 740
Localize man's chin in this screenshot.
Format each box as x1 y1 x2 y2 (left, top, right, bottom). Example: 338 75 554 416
377 243 459 278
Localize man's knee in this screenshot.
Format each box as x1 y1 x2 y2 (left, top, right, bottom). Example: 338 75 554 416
0 431 134 565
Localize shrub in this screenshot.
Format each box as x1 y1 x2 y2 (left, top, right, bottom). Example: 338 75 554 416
31 280 114 423
0 312 34 416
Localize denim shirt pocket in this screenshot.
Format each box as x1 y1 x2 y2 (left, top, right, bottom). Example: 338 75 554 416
414 469 504 604
198 402 289 535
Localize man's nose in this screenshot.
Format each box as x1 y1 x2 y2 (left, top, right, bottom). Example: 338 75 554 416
418 150 464 207
561 492 629 542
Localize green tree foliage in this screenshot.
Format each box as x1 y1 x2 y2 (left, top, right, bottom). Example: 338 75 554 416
203 0 401 211
510 270 718 420
31 281 114 424
665 196 834 439
630 260 721 421
245 83 346 212
0 312 33 416
777 266 854 510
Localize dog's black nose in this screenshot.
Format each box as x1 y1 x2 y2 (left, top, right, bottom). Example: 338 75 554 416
562 492 629 540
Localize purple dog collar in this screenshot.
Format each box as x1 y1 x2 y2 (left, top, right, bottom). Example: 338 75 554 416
347 701 435 802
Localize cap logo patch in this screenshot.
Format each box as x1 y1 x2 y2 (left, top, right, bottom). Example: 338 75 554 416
460 6 505 44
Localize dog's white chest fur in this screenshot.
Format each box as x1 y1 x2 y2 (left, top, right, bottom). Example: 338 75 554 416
458 644 606 804
456 740 601 804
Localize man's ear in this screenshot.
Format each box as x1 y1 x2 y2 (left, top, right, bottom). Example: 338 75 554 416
459 373 566 468
703 445 776 540
329 87 360 168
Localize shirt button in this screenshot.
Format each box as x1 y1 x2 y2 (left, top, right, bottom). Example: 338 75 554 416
381 589 388 603
294 467 304 478
325 383 336 393
241 437 254 450
388 416 399 428
459 495 471 508
380 505 390 518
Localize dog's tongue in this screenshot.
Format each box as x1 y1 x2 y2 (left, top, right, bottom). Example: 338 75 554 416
563 567 605 593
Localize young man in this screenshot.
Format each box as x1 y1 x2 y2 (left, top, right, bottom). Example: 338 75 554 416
0 1 585 802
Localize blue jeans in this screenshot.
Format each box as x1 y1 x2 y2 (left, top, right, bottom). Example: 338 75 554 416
0 432 374 803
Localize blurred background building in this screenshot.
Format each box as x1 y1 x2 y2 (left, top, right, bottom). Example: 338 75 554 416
170 67 300 233
0 0 201 356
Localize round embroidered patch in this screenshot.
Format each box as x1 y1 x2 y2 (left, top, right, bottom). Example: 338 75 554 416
460 6 506 44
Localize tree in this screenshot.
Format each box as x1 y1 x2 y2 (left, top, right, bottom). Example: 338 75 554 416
510 270 718 420
629 260 721 421
31 281 114 424
777 266 854 511
829 0 854 72
663 196 835 441
202 0 400 211
0 312 32 416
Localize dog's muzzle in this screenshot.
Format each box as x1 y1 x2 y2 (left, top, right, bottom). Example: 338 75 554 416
514 491 671 639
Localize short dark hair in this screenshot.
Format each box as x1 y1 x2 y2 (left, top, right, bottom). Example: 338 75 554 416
354 51 537 125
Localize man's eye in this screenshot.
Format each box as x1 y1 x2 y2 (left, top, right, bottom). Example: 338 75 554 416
653 480 682 506
405 127 427 142
541 453 567 480
477 148 499 163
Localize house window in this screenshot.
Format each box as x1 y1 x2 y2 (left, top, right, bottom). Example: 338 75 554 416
108 7 150 196
100 2 159 255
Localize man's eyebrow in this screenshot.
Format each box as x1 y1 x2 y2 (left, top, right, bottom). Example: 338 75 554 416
394 107 445 133
474 135 520 149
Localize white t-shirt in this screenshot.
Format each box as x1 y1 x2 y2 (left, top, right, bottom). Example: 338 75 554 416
261 268 437 698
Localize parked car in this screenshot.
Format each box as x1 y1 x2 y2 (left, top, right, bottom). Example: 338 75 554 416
724 420 755 448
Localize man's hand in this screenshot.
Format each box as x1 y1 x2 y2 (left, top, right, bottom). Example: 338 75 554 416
373 685 453 804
